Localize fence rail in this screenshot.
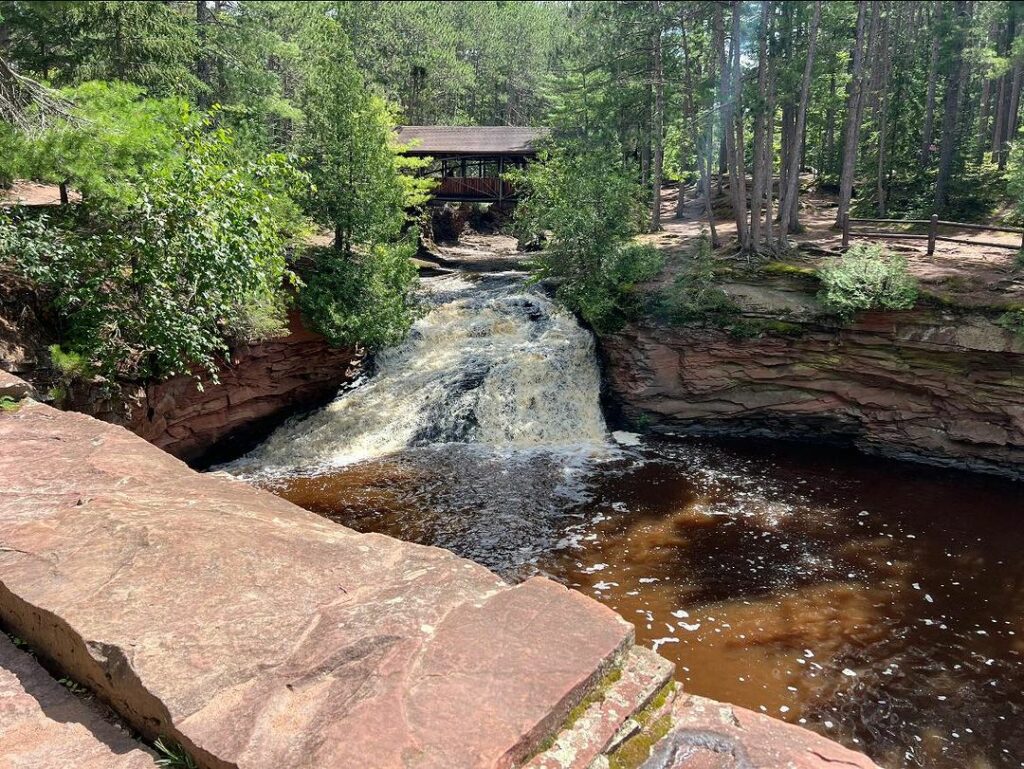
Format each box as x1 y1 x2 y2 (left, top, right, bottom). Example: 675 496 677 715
841 213 1024 255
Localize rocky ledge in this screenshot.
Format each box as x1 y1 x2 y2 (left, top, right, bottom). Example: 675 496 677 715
601 279 1024 479
76 309 361 465
0 379 880 768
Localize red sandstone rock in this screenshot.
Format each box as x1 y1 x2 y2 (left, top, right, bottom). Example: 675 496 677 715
640 694 881 769
65 309 360 464
0 401 633 769
0 369 32 400
0 635 156 769
600 300 1024 478
526 646 675 769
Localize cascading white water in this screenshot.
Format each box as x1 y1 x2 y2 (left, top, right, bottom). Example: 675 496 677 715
228 271 609 475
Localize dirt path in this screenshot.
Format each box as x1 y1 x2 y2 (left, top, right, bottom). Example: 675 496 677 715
645 184 1024 308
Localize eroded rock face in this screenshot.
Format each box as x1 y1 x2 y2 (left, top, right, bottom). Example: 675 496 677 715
0 401 633 769
0 635 156 769
600 301 1024 478
67 309 360 465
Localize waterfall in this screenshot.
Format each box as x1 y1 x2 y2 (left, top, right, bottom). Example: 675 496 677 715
228 271 609 475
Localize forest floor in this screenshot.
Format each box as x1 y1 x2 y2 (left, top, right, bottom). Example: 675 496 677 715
644 182 1024 309
0 180 81 206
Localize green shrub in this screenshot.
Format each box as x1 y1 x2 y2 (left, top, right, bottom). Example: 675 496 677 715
48 344 91 380
300 239 421 350
153 739 198 769
818 243 918 319
655 232 736 324
997 308 1024 338
2 122 305 381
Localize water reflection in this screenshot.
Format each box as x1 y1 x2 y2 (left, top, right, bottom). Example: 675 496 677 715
257 437 1024 769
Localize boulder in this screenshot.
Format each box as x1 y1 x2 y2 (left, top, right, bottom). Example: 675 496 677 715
0 635 156 769
0 402 633 769
640 693 880 769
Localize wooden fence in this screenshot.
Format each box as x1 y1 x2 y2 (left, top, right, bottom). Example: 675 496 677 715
841 213 1024 255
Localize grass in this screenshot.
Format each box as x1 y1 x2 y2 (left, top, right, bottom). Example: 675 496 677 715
606 681 678 769
0 395 20 412
760 260 819 279
154 739 199 769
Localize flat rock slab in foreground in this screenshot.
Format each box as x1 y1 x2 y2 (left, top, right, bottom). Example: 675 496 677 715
0 401 633 769
641 694 881 769
0 635 155 769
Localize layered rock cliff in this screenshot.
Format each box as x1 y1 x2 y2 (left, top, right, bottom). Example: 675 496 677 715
69 309 362 465
600 278 1024 479
1 276 360 465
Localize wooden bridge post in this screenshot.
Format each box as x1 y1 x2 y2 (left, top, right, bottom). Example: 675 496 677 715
841 212 849 249
927 213 938 256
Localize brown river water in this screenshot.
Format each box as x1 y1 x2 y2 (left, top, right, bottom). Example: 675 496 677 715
225 270 1024 769
254 438 1024 769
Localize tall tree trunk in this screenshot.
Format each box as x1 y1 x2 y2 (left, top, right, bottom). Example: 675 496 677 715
935 0 970 212
977 77 992 164
196 1 214 107
780 1 820 246
727 1 748 251
749 1 773 252
836 1 869 227
650 1 664 231
1001 63 1023 170
698 6 721 246
824 72 837 176
993 73 1008 163
677 9 697 219
875 3 890 217
919 22 940 165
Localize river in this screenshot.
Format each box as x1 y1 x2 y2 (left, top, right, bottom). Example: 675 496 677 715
222 252 1024 769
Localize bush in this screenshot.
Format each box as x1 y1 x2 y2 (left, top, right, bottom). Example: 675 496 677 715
513 147 662 332
2 122 306 381
997 308 1024 338
48 344 91 380
300 239 421 350
656 231 736 324
818 243 918 319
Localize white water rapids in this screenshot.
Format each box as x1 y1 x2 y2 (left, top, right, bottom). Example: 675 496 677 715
227 271 609 475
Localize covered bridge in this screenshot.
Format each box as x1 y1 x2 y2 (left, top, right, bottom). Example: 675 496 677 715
395 125 549 204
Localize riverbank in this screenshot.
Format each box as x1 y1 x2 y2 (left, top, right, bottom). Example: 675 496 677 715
599 190 1024 480
0 372 880 769
0 268 361 465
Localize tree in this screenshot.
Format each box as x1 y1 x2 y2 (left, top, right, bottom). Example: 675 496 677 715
1 1 201 97
836 0 868 227
649 0 665 231
934 0 970 213
778 0 821 245
513 146 661 333
297 19 407 255
2 121 305 380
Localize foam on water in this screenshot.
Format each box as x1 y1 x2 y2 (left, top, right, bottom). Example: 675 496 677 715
227 273 609 475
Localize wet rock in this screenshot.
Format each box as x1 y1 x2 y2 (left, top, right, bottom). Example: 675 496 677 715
640 694 880 769
0 635 156 768
0 402 634 769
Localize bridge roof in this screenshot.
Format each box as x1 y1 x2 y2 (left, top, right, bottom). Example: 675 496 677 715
395 125 549 156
